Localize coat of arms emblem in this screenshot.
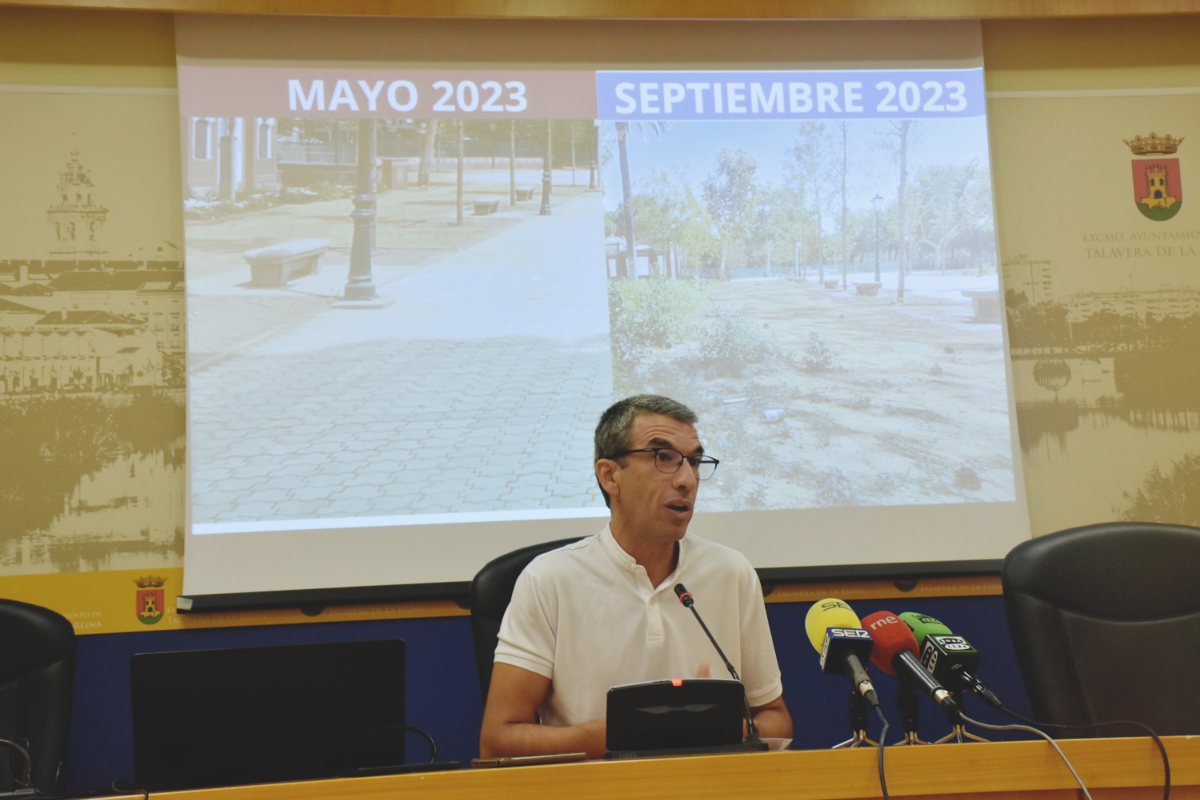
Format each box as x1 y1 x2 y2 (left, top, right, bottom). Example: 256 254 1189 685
1124 132 1184 221
134 575 166 625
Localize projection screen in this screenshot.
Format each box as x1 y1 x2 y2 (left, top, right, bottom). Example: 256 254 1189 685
174 15 1029 607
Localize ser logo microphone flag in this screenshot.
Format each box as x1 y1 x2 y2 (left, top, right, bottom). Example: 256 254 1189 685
820 627 871 672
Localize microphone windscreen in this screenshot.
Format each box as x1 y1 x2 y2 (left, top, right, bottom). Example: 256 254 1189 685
673 583 692 606
861 610 919 676
804 598 862 653
899 611 952 648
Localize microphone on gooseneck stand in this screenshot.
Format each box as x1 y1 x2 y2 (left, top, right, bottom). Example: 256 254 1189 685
672 583 765 747
860 611 962 724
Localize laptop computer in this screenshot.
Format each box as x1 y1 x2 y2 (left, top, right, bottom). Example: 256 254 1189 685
131 639 405 790
605 678 765 758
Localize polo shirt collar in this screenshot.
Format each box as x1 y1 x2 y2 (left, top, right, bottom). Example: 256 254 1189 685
600 523 689 588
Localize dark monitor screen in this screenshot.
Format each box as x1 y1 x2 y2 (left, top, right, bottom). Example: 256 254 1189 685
131 639 405 790
605 678 745 754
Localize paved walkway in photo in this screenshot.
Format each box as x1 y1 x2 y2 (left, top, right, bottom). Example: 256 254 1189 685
189 190 615 523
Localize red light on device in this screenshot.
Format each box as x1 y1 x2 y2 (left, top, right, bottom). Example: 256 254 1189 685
670 678 683 687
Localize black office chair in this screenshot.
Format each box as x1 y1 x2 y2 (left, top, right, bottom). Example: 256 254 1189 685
467 537 582 702
0 598 76 794
1001 522 1200 736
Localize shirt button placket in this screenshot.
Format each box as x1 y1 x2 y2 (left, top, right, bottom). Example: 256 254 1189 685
645 588 664 643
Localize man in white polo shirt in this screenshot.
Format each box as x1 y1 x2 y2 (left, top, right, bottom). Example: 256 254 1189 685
479 394 792 758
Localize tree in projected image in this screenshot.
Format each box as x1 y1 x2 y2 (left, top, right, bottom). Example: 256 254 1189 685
703 148 759 281
835 122 850 290
749 185 806 280
878 120 922 301
908 161 993 274
789 123 829 284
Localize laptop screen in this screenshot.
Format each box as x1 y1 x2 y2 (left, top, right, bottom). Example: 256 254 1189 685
131 639 405 790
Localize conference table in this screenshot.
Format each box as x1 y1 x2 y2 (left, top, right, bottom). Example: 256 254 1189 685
136 736 1198 799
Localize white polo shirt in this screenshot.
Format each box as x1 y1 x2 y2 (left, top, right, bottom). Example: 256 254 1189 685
494 525 785 727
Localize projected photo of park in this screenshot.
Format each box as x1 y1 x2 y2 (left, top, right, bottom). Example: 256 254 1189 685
183 117 613 527
600 117 1013 511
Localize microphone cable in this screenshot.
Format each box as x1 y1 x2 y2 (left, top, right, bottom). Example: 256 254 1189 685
984 705 1169 800
403 724 439 763
950 675 1168 800
895 610 1167 799
959 711 1097 800
0 738 33 794
108 779 149 800
353 721 441 763
871 703 891 800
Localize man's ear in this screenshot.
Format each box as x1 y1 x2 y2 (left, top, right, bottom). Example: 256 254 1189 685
595 459 619 500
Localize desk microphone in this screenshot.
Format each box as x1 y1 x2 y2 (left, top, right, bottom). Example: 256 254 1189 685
899 611 1002 708
673 583 763 743
861 610 961 721
803 598 879 708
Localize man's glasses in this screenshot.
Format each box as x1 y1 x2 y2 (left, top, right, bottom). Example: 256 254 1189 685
604 447 720 480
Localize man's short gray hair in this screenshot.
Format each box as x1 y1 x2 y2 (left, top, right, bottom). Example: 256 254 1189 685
594 395 698 507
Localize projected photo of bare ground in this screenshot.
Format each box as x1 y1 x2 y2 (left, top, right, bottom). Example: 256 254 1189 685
610 277 1011 510
602 117 1014 511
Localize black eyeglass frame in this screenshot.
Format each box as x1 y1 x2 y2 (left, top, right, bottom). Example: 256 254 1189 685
603 447 720 480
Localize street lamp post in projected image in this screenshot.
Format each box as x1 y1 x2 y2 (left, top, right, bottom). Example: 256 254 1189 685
588 122 600 192
344 118 378 301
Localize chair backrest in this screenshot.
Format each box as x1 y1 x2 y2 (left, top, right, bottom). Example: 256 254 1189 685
1001 522 1200 735
467 537 582 701
0 599 76 794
